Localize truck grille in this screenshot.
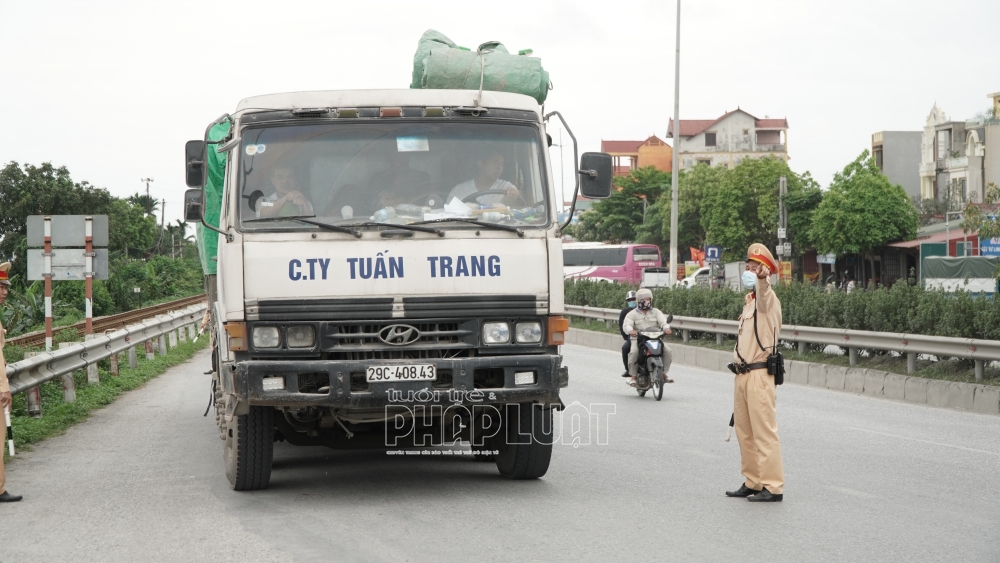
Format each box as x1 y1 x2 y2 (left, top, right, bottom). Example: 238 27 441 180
322 320 477 359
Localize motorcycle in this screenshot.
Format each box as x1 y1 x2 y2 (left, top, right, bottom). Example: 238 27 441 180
634 314 673 401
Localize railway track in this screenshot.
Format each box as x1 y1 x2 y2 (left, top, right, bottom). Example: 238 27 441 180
8 294 207 348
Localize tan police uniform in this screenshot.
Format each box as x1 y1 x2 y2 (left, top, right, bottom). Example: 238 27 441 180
733 244 784 495
0 262 11 496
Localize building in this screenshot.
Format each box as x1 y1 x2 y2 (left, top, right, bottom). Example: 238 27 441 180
983 92 1000 193
871 131 921 200
601 136 672 177
666 109 788 170
919 103 975 203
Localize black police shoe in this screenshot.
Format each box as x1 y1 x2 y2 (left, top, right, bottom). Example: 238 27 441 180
621 371 630 378
747 488 783 502
0 491 23 502
725 484 761 497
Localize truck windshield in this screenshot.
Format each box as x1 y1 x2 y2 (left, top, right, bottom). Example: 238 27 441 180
237 121 549 230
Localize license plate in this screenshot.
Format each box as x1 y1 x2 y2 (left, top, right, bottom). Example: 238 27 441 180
366 364 437 382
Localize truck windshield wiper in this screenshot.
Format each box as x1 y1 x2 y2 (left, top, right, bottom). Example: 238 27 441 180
342 222 445 237
244 215 362 238
412 218 524 237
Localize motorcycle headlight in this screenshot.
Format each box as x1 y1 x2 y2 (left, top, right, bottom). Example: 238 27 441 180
515 322 542 344
252 326 280 348
482 322 510 345
286 325 316 348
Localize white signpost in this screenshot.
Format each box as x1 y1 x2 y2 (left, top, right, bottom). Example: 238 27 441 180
27 216 109 397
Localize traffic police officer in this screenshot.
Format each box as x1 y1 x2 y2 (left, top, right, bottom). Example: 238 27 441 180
0 262 22 502
725 244 784 502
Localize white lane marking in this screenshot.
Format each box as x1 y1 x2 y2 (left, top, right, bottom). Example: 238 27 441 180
846 427 1000 456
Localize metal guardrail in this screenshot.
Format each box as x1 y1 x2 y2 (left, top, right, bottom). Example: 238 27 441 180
564 304 1000 379
6 303 207 395
8 294 207 349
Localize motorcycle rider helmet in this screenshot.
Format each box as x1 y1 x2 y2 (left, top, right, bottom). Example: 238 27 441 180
636 288 653 311
625 290 637 308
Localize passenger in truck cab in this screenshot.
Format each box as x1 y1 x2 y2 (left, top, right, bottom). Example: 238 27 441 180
448 150 520 205
369 152 433 207
257 165 314 218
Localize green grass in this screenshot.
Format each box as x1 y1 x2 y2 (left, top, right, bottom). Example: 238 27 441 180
3 334 209 462
569 318 1000 387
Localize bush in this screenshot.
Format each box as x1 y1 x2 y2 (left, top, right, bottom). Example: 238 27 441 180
564 279 999 340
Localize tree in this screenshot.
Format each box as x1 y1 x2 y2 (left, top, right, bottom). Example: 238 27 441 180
0 162 114 282
127 193 159 216
636 162 723 259
810 150 918 282
699 156 819 261
961 182 1000 238
569 167 669 243
108 198 158 258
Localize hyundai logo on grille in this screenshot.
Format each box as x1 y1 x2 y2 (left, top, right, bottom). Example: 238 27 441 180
379 324 421 346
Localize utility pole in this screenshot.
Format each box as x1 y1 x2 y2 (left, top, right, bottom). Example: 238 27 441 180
668 0 682 287
140 177 154 215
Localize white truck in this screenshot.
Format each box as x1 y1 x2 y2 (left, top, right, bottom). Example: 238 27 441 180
183 89 612 489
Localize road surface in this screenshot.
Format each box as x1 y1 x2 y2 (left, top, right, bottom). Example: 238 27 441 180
1 344 998 562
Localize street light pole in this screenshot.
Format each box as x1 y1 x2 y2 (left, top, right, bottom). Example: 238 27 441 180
668 0 682 287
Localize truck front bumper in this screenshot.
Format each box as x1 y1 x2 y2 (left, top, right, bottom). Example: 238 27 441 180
230 354 567 409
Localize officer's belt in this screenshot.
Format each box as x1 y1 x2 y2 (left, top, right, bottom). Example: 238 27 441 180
735 361 768 374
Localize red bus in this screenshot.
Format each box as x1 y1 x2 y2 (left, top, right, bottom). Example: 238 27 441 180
563 243 662 284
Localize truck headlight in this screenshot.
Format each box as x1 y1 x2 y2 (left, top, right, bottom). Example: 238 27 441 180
482 322 510 344
515 322 542 344
286 325 316 348
252 326 280 348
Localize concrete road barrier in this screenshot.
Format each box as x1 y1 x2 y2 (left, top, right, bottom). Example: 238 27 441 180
565 328 998 416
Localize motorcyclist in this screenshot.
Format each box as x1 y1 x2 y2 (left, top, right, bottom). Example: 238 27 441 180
619 290 637 378
623 288 674 386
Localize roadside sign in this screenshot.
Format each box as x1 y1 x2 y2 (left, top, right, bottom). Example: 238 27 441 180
27 215 108 248
981 237 1000 257
27 249 108 280
704 245 722 263
817 253 837 264
777 228 786 239
780 261 792 281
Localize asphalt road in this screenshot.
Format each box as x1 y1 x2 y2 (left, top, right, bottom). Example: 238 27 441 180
2 344 999 563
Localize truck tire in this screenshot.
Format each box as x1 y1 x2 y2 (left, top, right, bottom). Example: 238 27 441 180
224 406 274 491
494 403 552 480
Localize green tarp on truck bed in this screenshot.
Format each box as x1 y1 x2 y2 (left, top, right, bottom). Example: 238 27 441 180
923 256 1000 279
411 29 550 105
196 121 229 276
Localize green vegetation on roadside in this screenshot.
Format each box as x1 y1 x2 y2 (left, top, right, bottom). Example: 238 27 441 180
566 278 1000 341
3 334 210 461
570 318 1000 387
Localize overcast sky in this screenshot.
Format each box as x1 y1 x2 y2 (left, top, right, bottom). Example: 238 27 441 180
2 0 998 225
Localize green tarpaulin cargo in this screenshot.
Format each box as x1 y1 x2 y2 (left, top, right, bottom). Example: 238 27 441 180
197 121 230 276
410 29 550 105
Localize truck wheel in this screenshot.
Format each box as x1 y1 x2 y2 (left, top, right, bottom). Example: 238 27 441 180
494 403 552 480
224 406 274 491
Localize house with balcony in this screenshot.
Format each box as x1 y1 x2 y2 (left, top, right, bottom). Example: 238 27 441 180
919 103 973 202
601 136 672 177
666 109 788 170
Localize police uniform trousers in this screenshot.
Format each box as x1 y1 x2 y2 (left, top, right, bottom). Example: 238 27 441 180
733 368 784 494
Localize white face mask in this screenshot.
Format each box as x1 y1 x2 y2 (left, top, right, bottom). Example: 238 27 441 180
742 270 757 289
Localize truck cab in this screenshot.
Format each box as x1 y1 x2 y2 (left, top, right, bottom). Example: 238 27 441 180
184 89 612 489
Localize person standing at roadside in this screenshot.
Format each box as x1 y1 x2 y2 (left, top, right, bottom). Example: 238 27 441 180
0 262 23 502
725 244 784 502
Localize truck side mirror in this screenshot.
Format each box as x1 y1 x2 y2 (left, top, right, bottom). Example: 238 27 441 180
578 152 613 199
185 140 207 188
184 188 203 222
